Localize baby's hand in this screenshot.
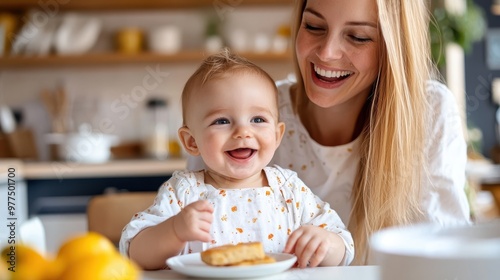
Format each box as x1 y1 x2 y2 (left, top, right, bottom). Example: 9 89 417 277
173 200 214 243
284 225 343 268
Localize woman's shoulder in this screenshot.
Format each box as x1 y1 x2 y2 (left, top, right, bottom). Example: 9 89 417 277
425 80 460 111
276 78 294 103
275 78 298 121
425 79 463 122
424 80 464 126
423 80 465 151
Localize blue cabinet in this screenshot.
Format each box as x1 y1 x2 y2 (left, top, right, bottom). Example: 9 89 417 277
26 175 170 216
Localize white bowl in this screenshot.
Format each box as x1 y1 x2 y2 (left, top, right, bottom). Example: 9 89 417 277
46 132 118 163
370 221 500 280
55 14 101 55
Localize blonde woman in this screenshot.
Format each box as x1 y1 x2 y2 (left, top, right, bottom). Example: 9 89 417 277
188 0 471 264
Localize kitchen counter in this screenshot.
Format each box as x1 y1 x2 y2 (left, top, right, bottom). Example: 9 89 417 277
11 158 187 217
21 158 187 180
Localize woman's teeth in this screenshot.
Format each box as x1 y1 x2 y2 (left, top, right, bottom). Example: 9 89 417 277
314 65 352 78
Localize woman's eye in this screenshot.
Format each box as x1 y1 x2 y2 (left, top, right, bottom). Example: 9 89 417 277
304 23 324 32
350 35 371 43
251 117 266 123
212 118 229 125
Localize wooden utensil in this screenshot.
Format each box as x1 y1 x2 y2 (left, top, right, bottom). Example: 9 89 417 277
40 87 68 133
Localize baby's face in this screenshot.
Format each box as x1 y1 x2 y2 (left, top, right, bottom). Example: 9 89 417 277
183 72 285 182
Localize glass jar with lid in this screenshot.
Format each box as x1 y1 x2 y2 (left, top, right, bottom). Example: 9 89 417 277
142 97 169 159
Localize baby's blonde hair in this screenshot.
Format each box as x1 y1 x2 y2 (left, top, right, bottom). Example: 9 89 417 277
181 48 278 125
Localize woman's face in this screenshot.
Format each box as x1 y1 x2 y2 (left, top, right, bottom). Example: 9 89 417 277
295 0 380 109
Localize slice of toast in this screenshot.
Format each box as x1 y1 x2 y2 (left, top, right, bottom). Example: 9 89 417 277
201 242 273 266
229 255 276 266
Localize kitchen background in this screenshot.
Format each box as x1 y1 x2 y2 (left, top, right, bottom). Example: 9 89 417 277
468 0 500 162
3 0 500 163
1 0 499 253
0 0 297 253
0 1 294 162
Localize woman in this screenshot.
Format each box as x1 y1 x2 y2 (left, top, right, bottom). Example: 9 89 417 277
189 0 471 264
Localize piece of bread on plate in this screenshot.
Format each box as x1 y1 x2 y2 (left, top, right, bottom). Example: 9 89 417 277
230 255 276 266
200 242 275 266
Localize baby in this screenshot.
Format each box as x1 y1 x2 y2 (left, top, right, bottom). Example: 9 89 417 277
119 49 354 270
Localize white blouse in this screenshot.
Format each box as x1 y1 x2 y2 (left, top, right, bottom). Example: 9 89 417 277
269 79 471 225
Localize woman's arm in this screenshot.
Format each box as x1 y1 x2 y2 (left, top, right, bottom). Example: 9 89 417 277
420 81 471 224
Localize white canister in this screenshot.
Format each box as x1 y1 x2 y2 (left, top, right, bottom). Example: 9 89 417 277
204 36 223 53
253 33 270 54
148 25 181 54
227 29 248 52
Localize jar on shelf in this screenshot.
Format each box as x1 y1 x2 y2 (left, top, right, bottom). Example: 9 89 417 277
142 97 169 159
116 27 144 54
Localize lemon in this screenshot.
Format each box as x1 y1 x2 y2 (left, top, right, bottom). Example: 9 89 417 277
55 231 139 280
0 243 50 280
0 257 7 280
56 232 116 265
58 252 140 280
1 232 139 280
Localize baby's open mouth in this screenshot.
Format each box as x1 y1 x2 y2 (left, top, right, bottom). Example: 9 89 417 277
227 148 256 159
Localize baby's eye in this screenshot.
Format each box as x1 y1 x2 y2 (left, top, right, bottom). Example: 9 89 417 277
251 117 266 123
212 118 230 125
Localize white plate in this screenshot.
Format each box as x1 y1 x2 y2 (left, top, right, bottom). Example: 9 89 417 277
166 252 297 278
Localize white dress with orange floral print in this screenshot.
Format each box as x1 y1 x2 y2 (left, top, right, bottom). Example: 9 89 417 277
119 165 354 265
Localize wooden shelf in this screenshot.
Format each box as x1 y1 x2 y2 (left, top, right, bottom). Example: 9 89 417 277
0 50 292 69
0 0 293 69
23 158 188 179
0 0 292 12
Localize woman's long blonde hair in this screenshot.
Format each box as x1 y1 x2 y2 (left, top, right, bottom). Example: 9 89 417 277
290 0 436 264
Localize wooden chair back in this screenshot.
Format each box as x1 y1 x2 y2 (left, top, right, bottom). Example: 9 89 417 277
87 191 156 245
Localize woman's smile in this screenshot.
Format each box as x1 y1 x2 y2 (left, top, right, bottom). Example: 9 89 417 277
314 63 353 80
311 63 353 88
